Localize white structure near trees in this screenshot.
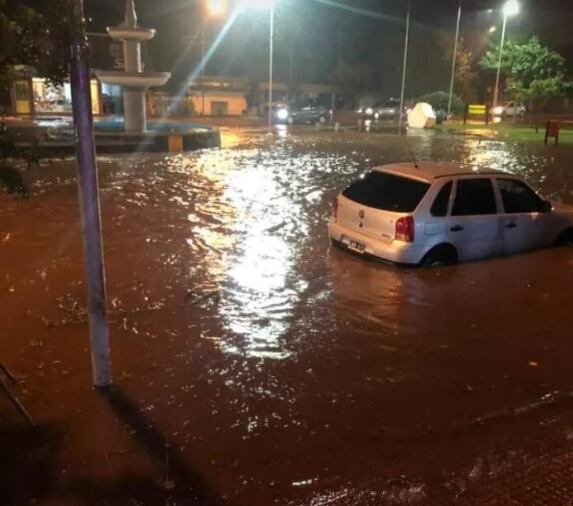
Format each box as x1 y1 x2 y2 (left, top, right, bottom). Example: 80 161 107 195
407 102 437 129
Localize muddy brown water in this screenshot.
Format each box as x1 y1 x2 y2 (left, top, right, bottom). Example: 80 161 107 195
2 128 573 505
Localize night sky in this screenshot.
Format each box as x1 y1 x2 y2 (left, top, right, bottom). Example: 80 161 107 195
83 0 573 97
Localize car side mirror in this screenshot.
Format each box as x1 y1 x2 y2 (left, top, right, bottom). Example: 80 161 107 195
542 200 552 213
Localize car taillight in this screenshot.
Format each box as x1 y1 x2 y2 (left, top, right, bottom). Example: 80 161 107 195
331 196 339 222
395 216 414 242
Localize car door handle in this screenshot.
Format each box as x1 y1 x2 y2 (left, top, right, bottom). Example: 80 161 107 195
450 225 464 232
505 223 517 229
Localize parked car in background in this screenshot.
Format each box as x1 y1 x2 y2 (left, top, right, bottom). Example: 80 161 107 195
328 162 573 266
287 104 329 125
271 104 290 123
358 99 404 120
491 101 526 117
372 98 404 120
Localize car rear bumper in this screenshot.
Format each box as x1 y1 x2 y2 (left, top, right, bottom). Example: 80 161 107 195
328 220 426 265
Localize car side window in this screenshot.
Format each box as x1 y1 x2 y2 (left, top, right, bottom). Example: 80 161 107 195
452 178 497 216
497 178 544 213
430 181 453 217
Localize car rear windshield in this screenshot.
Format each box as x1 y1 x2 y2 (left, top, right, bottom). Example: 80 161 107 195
342 171 430 213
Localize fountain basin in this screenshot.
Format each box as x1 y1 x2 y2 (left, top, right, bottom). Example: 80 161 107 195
95 70 170 88
107 26 156 41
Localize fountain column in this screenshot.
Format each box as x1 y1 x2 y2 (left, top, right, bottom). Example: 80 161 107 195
122 0 145 133
96 0 170 134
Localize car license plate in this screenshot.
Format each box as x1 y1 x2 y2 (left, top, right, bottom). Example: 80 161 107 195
347 240 366 253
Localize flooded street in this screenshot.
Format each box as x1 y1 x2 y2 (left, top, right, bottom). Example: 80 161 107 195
2 128 573 505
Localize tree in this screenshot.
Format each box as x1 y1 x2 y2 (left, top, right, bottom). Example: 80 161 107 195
404 31 477 102
0 0 73 196
452 38 477 104
1 0 74 86
479 36 571 104
417 90 465 115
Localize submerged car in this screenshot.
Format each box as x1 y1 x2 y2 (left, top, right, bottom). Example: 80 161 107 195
287 105 329 125
328 162 573 266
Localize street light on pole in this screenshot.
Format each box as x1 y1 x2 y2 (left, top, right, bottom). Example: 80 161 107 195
207 0 226 16
447 1 462 120
206 0 276 131
397 0 411 134
203 1 227 116
492 0 519 108
238 0 275 133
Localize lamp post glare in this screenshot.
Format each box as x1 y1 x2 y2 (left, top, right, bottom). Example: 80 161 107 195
205 0 276 132
237 0 275 132
446 2 462 120
207 0 226 16
493 0 519 108
203 1 226 116
503 0 519 17
239 0 274 9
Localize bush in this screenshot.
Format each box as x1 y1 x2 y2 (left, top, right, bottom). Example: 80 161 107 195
416 91 466 115
0 123 39 198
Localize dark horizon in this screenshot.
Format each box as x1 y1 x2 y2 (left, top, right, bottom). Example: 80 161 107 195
80 0 573 99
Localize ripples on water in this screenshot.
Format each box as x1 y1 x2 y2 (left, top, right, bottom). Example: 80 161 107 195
64 133 570 365
4 131 573 503
22 134 564 359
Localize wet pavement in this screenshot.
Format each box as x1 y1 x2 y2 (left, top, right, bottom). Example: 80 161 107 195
2 127 573 505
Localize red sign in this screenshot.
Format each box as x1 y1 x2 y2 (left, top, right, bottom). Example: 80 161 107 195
545 120 560 145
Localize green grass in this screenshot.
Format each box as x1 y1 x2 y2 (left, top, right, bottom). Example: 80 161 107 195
437 122 573 145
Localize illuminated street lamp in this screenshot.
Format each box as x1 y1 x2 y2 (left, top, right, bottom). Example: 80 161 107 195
492 0 519 108
204 0 276 132
239 0 273 7
446 1 462 120
239 0 276 132
207 0 226 16
201 1 227 116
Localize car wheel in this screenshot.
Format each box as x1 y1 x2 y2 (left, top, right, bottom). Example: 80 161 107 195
318 115 327 124
420 244 458 267
554 228 573 246
287 116 294 125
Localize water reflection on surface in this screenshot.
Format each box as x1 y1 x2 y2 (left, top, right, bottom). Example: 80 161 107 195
3 129 573 505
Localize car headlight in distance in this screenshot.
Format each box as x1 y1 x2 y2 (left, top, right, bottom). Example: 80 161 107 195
277 108 289 120
366 107 374 115
357 108 363 114
494 106 503 115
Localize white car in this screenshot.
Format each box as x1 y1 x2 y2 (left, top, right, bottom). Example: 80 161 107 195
491 101 526 117
328 162 573 266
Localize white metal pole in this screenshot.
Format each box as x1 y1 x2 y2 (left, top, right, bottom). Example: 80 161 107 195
70 0 111 387
398 0 411 134
447 2 462 119
201 28 206 116
493 14 508 108
268 3 275 133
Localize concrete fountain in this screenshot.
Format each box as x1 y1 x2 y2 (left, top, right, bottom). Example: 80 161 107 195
96 0 170 134
84 0 220 153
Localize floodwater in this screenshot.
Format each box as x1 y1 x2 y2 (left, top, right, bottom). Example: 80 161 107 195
2 127 573 505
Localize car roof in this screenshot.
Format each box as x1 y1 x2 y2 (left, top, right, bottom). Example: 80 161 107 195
372 162 510 183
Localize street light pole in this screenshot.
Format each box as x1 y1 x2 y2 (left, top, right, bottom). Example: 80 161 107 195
447 2 462 119
493 0 519 108
398 0 411 134
70 0 111 387
268 2 275 133
492 14 507 108
201 28 206 116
